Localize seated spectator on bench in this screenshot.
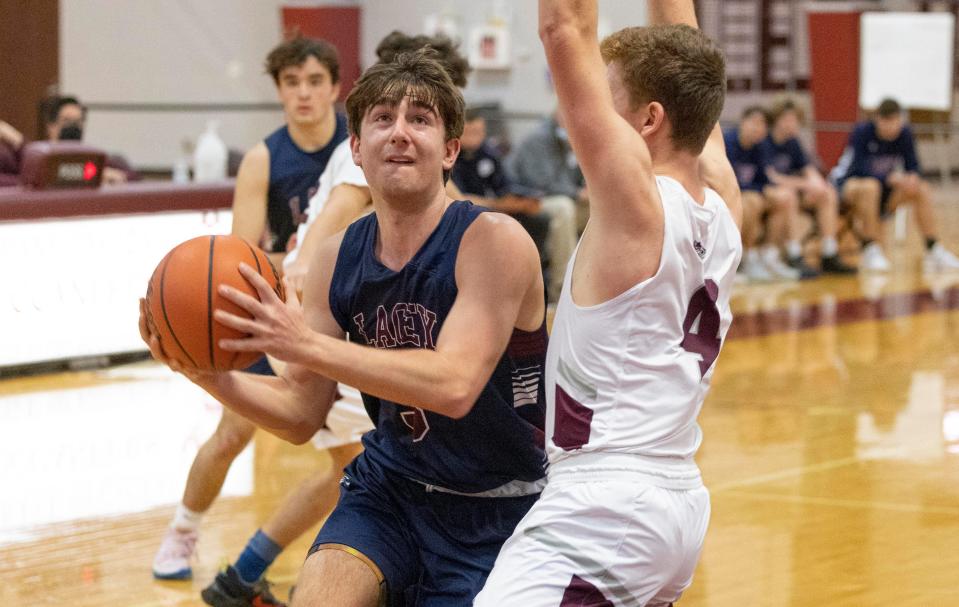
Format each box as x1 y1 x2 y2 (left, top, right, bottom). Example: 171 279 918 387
763 98 855 275
831 98 959 273
725 106 797 282
508 112 583 300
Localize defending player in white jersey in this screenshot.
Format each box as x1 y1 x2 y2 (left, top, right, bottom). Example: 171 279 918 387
474 1 742 605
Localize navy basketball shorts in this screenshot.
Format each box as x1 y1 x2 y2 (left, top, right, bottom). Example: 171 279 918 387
309 452 540 605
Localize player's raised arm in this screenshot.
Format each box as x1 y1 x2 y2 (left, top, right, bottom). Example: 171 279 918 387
538 0 660 231
647 0 699 28
647 0 743 227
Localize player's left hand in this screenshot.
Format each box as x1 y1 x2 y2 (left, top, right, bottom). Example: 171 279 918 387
215 263 313 365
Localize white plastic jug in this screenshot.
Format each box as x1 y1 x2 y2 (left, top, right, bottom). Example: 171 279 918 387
193 121 227 182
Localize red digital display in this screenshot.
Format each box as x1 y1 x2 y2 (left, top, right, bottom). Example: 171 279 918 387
83 161 98 181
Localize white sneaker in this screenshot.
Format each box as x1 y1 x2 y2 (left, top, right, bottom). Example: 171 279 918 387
152 527 197 580
761 248 801 281
923 243 959 273
860 243 892 272
741 250 774 283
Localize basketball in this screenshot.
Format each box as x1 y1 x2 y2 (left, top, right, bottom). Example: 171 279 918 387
144 234 284 371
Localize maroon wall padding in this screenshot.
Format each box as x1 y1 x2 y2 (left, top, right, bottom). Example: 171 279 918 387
0 181 235 222
281 6 362 103
0 0 59 140
808 11 862 170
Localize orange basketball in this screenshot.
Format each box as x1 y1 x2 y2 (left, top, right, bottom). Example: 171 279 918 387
144 234 284 371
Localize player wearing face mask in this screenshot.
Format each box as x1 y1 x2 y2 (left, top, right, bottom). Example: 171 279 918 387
44 95 141 183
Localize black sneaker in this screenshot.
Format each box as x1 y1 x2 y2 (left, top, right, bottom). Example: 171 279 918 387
821 254 857 275
787 256 820 280
201 565 286 607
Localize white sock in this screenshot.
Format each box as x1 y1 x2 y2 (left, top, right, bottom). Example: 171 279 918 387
172 503 203 532
785 240 802 259
822 237 838 257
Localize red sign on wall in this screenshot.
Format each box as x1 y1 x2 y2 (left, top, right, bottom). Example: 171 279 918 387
282 6 362 104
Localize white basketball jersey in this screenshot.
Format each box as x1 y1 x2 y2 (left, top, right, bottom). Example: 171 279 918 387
544 175 742 484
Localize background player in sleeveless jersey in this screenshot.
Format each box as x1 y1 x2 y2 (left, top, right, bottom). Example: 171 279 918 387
140 50 548 606
152 36 347 585
475 1 742 605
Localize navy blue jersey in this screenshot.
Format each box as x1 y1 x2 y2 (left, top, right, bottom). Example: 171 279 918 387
724 128 769 192
762 136 810 176
263 115 348 252
329 200 548 494
831 121 921 186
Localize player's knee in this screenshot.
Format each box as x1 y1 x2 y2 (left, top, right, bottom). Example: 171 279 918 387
767 188 798 210
816 189 838 212
212 422 255 458
294 547 383 607
860 178 882 198
741 191 762 211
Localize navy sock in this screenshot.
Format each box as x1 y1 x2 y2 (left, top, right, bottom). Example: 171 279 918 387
234 529 283 585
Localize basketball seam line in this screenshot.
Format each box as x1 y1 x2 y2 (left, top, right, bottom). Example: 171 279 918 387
207 236 215 370
159 253 198 368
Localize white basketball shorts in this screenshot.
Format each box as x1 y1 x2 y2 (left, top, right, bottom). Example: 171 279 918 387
474 464 710 607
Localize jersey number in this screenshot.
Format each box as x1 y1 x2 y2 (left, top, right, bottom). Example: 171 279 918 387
681 280 722 377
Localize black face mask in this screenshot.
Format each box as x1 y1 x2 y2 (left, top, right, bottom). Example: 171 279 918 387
59 123 84 141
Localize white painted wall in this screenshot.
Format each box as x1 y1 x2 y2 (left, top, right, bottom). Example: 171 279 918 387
61 0 295 168
60 0 646 169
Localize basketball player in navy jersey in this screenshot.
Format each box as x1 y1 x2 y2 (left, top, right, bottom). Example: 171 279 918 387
141 49 548 606
152 36 346 594
476 1 741 605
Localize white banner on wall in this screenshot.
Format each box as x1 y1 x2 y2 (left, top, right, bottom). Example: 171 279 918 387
860 12 955 111
0 210 232 367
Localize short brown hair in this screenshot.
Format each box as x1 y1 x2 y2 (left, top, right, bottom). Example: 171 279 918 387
600 24 726 153
375 31 471 88
345 48 465 142
741 105 769 124
769 97 804 126
265 36 340 85
877 98 902 117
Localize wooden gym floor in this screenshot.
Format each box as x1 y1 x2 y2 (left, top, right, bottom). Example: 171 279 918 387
2 192 959 606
